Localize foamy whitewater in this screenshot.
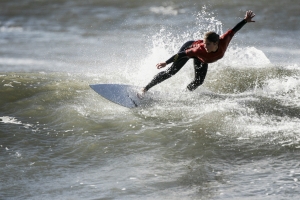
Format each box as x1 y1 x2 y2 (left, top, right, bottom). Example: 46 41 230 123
1 0 300 199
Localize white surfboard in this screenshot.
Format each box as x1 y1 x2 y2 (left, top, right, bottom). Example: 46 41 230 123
90 84 142 108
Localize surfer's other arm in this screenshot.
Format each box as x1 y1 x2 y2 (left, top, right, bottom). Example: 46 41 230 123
156 51 188 69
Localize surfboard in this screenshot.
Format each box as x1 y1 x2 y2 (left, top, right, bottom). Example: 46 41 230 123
90 84 142 108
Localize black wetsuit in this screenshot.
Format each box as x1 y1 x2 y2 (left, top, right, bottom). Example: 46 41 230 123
144 19 248 92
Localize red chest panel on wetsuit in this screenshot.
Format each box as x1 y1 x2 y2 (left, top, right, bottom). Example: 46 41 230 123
186 30 235 63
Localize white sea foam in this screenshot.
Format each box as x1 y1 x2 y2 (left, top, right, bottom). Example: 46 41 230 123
0 116 22 125
222 46 271 67
0 116 33 129
0 25 23 33
150 6 180 16
261 76 300 107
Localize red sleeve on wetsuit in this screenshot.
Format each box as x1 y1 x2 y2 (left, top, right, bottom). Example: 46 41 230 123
221 29 235 40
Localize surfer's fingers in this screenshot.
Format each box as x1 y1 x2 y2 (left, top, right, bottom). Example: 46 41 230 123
156 62 166 69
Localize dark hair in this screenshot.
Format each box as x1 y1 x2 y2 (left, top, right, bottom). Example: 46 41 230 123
204 31 219 43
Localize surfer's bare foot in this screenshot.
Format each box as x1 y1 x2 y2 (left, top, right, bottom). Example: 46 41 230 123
137 88 146 99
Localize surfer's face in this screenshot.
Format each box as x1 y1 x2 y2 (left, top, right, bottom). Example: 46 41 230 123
204 39 218 53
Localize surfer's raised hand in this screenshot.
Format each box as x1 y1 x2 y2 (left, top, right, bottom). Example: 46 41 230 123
156 62 167 69
244 10 255 23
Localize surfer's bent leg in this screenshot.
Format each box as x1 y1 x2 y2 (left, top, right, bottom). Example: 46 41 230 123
144 41 194 92
187 59 208 91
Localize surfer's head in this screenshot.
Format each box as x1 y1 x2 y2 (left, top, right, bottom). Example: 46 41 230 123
204 31 219 53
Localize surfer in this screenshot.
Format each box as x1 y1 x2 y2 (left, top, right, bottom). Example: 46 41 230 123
138 10 255 98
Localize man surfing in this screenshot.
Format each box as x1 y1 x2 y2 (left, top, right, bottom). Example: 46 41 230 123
138 10 255 98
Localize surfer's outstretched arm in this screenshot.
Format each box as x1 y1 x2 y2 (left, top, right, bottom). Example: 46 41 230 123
232 10 255 33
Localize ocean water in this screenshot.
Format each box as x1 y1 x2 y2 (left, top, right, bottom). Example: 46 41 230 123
1 0 300 199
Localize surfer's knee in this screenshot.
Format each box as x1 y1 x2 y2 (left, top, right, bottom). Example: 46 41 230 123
187 79 204 91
